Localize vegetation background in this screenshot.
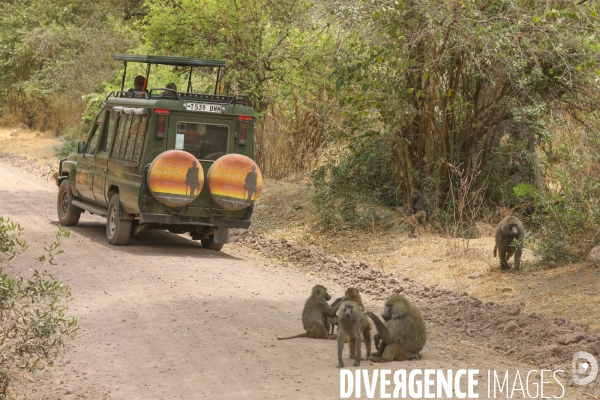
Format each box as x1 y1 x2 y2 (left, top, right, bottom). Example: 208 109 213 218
1 0 599 263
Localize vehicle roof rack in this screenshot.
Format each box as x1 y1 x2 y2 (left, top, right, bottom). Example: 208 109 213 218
113 54 226 68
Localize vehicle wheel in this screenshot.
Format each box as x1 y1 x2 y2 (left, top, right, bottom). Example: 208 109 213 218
57 179 81 226
106 194 132 246
201 235 224 251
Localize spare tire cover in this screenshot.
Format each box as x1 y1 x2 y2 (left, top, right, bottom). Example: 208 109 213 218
147 150 204 208
207 154 262 211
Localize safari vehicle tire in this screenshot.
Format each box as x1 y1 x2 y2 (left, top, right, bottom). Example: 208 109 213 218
106 194 132 246
201 236 224 251
57 179 81 226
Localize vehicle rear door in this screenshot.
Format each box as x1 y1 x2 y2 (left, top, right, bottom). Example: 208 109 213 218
167 113 236 206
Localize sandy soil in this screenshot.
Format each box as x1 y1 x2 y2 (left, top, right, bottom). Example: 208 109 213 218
0 126 61 165
0 144 595 398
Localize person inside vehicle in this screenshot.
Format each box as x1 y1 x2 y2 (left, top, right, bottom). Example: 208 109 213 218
163 82 178 98
128 75 146 97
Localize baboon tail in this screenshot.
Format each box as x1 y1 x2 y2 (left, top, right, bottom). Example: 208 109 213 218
493 244 497 257
277 333 309 340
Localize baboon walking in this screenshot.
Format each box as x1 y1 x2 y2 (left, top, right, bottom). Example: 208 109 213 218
493 215 525 270
365 295 426 362
277 285 346 340
337 301 371 368
328 288 364 335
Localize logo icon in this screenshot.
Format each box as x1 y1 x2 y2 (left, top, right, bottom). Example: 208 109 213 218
572 351 598 386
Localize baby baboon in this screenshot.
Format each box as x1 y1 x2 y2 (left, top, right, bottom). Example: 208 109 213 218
337 301 371 368
365 295 426 362
52 170 59 186
493 215 525 270
410 189 425 215
407 210 427 237
328 288 365 335
413 210 426 224
327 315 339 335
278 285 345 340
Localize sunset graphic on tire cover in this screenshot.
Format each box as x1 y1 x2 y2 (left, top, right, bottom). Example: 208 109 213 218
147 150 204 208
207 154 262 211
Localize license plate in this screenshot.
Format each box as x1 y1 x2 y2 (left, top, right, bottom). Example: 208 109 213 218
185 102 222 113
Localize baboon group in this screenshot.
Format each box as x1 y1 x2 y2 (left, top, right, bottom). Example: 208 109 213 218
278 285 426 368
275 193 525 367
410 188 525 271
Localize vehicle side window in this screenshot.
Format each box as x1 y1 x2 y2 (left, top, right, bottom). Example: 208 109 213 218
124 115 140 160
117 116 132 159
110 113 148 163
132 115 148 162
100 111 119 153
112 113 129 159
86 124 100 155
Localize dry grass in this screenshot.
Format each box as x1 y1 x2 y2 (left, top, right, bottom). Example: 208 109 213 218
254 90 341 180
0 126 61 164
251 178 600 333
2 92 86 134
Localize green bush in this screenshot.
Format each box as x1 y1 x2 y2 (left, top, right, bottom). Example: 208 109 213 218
0 217 27 260
0 218 79 395
54 126 83 158
514 167 600 263
0 1 136 131
311 137 400 229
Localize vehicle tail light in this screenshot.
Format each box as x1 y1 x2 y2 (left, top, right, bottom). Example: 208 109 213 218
238 116 251 146
239 122 248 146
155 109 169 139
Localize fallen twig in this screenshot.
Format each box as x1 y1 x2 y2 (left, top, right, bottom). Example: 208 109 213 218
581 393 599 400
466 323 492 337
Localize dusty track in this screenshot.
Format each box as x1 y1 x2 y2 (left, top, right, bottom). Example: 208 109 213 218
0 155 593 399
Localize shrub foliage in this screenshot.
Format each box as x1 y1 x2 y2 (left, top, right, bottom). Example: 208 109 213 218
0 218 78 395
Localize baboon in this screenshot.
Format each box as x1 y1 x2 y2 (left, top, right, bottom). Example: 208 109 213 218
365 295 426 362
328 288 365 335
327 315 339 335
410 189 425 215
413 210 426 224
407 210 427 237
277 285 346 340
52 170 59 185
337 301 372 368
493 215 525 271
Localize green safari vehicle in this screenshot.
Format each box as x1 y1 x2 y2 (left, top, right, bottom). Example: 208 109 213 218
56 55 262 251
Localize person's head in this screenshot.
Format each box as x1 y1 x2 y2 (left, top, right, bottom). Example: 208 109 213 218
251 166 256 172
192 161 197 167
134 75 146 90
166 82 177 91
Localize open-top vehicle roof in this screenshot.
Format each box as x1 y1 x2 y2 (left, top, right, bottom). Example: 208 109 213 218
113 54 226 68
114 54 229 96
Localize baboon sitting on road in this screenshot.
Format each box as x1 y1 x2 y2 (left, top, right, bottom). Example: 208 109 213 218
493 215 525 271
278 285 345 340
365 295 426 362
337 301 371 368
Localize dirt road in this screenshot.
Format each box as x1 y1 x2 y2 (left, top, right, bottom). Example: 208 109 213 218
0 158 585 399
